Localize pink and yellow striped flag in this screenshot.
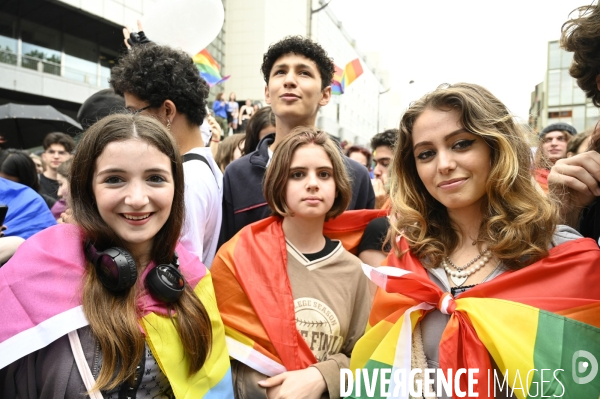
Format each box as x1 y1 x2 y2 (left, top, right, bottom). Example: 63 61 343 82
0 224 234 398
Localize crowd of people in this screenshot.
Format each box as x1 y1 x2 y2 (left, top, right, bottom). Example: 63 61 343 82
0 2 599 399
213 92 261 137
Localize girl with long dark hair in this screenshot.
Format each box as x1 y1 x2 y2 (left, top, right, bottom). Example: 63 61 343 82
0 114 233 398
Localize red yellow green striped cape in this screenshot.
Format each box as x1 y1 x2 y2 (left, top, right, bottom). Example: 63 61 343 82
211 210 386 376
349 236 600 398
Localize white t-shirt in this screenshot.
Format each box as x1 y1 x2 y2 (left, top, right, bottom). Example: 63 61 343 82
266 146 274 167
181 147 223 268
200 118 212 146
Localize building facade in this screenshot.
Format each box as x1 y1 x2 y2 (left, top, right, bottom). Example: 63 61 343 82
0 0 136 119
0 0 228 120
223 0 389 144
531 40 599 135
1 0 386 145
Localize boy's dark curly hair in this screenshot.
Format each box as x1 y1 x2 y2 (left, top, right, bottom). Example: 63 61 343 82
561 4 600 106
370 129 398 151
261 36 335 90
110 44 209 125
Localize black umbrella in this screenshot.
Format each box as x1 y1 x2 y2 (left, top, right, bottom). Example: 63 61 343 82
0 103 82 149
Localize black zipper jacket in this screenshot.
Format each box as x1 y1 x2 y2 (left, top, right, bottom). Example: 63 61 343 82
218 133 375 248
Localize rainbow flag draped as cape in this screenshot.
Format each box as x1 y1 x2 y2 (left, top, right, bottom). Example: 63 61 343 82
331 59 364 95
193 49 230 87
0 224 234 398
211 210 387 376
349 236 600 399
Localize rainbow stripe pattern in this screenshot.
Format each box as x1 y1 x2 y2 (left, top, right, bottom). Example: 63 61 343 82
331 59 364 95
0 224 233 398
211 210 387 374
141 273 233 398
341 58 364 92
331 65 344 95
349 237 600 398
193 49 230 87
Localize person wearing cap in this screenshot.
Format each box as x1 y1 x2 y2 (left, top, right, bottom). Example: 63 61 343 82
534 122 576 193
77 89 126 131
548 4 600 245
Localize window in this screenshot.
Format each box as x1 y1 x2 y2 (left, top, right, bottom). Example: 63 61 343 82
572 105 585 132
547 71 560 106
21 20 61 75
560 69 573 105
586 106 600 130
573 78 586 104
561 48 573 69
548 110 572 118
64 34 98 84
548 41 561 70
99 47 119 88
0 12 17 65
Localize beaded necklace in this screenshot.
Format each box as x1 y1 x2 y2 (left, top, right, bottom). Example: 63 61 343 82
442 249 492 287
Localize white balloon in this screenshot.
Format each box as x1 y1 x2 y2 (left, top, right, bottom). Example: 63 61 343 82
142 0 224 56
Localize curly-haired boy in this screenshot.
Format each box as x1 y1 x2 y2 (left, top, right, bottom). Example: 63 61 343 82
220 36 375 246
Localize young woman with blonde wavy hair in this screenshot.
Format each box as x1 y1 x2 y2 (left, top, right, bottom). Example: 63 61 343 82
391 83 559 269
350 83 600 399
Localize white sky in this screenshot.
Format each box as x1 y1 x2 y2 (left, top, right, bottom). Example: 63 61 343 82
328 0 590 120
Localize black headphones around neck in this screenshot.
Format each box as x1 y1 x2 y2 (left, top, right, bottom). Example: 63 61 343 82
85 242 185 303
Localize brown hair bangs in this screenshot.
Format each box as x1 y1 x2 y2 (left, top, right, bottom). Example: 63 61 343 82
263 126 351 221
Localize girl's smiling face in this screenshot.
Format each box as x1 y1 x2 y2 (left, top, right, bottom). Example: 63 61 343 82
412 107 491 215
92 139 174 258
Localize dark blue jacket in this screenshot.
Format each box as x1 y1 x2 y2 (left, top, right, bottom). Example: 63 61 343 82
218 133 375 247
0 178 56 239
212 100 227 119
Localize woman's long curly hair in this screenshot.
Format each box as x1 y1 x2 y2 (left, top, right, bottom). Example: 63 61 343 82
71 114 212 391
390 83 558 269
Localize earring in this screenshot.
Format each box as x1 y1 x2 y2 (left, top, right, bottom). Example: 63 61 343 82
166 119 171 131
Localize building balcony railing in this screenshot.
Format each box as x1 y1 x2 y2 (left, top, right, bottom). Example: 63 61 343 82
20 53 61 75
0 47 109 88
0 48 17 66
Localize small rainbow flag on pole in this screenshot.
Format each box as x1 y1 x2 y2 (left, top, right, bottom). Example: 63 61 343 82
331 58 364 95
341 58 363 91
331 65 344 95
193 49 230 87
